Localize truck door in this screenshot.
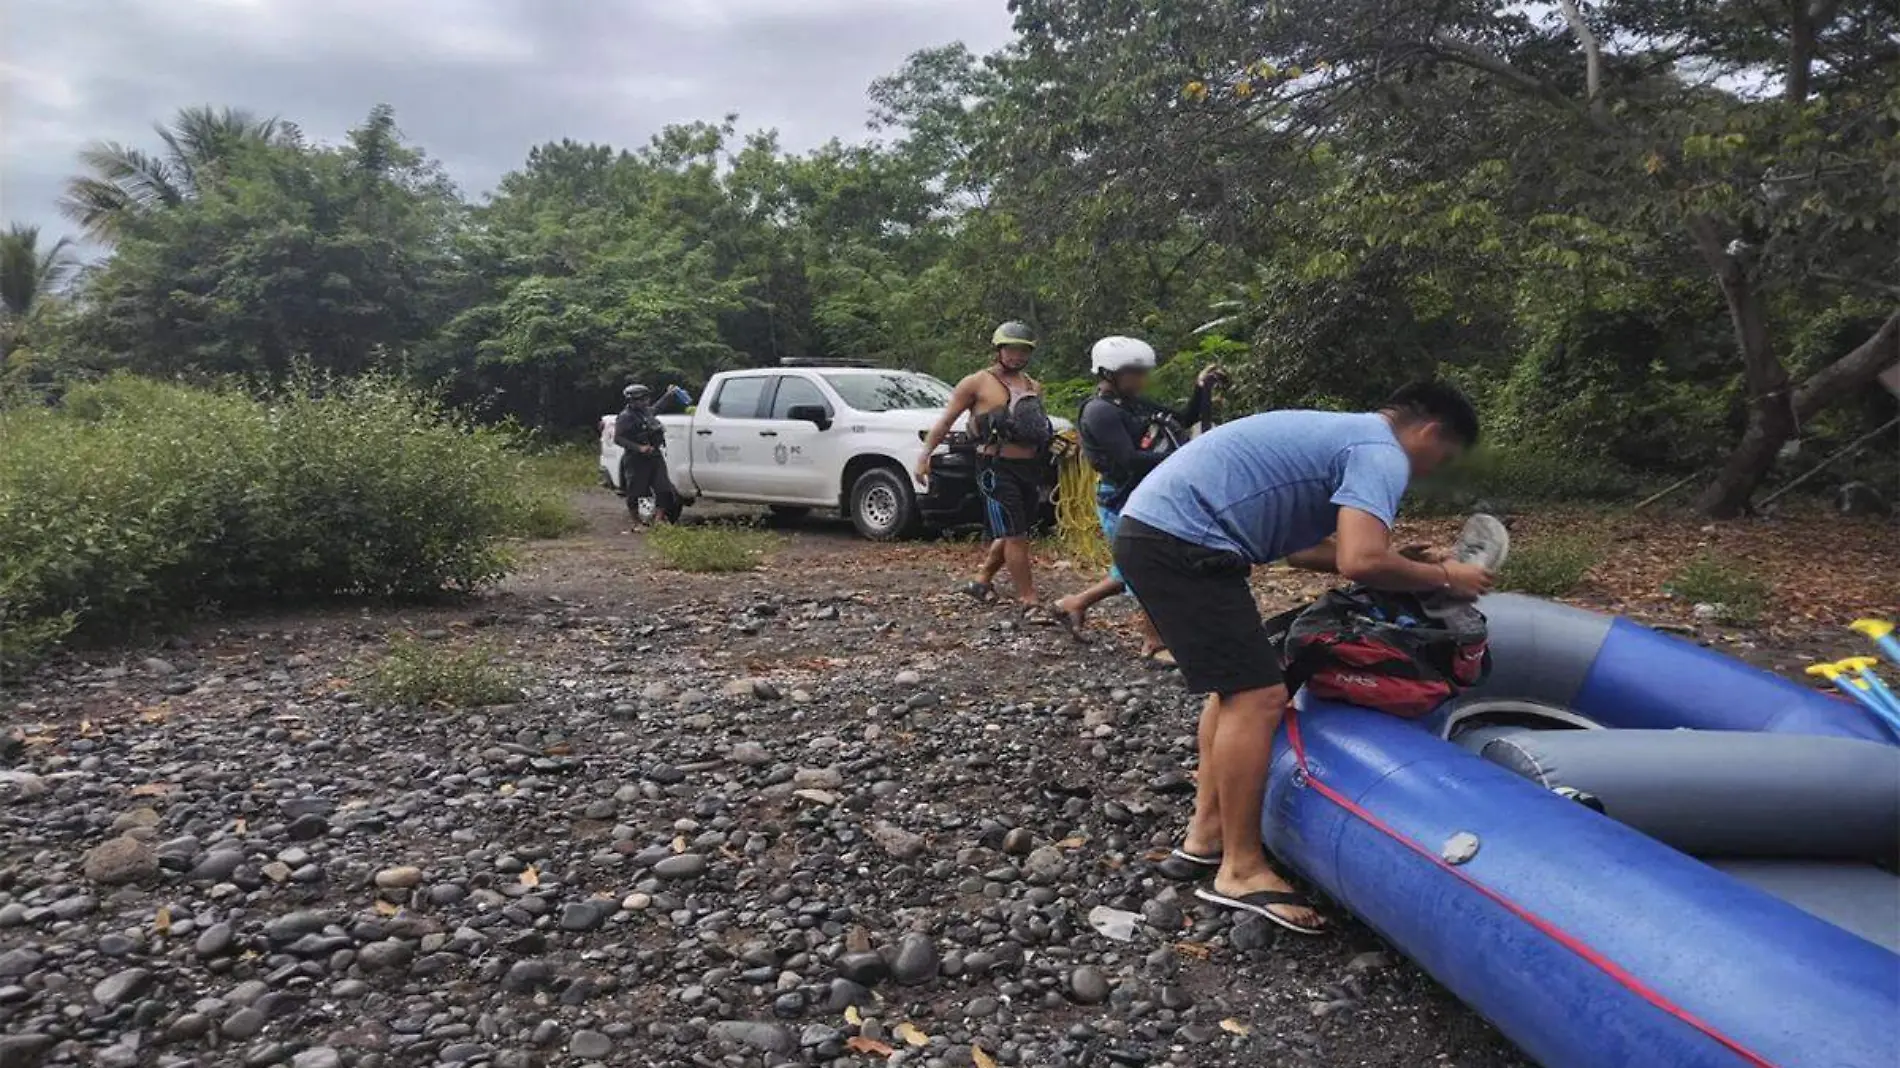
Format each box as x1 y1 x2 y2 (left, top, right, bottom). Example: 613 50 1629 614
751 374 840 504
690 374 772 496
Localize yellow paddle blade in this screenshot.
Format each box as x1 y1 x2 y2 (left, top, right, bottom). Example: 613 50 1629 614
1839 656 1881 672
1805 662 1844 679
1850 619 1895 640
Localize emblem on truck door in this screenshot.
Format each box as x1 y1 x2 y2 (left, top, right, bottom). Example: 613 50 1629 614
773 444 789 465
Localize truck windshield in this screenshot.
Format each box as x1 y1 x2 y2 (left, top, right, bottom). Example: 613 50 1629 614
821 372 954 412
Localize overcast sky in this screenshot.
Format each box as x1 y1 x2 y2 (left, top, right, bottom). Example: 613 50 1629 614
1 0 1014 240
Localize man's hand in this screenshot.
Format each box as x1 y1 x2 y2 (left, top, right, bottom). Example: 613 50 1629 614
1197 364 1226 388
913 458 931 486
1439 561 1495 600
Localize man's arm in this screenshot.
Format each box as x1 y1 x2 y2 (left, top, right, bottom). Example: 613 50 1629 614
915 377 978 482
1335 509 1491 598
1283 537 1337 573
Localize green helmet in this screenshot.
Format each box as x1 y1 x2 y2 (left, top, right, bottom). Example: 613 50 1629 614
991 321 1037 349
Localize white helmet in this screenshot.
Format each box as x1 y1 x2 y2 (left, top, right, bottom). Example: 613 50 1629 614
1090 336 1157 376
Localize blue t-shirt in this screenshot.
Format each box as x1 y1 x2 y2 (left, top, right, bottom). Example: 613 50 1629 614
1121 410 1410 564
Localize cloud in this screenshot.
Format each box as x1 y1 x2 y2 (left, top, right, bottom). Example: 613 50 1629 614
0 0 1013 238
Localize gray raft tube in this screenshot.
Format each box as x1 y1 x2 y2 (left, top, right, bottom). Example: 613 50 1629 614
1437 593 1894 744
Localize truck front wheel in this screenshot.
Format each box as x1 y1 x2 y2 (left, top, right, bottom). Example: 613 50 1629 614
849 466 918 541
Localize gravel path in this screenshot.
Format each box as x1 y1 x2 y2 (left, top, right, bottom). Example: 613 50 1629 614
14 489 1820 1068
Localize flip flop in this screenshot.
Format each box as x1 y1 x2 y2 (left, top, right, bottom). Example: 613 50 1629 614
1156 847 1221 882
1194 886 1327 936
1049 601 1088 642
959 580 998 604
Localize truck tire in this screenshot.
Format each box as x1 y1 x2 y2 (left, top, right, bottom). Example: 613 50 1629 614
849 466 918 541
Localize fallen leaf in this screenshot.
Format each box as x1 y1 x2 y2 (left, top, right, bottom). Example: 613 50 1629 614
1057 836 1088 849
843 1005 863 1026
519 865 539 888
894 1021 929 1047
973 1046 998 1068
154 906 171 936
543 741 573 756
373 900 400 916
845 1036 894 1056
78 718 97 737
233 818 247 835
129 783 176 797
671 836 687 854
499 783 516 796
1220 1018 1251 1036
1174 941 1212 960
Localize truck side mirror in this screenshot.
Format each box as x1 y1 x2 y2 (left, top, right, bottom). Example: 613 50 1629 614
786 404 832 431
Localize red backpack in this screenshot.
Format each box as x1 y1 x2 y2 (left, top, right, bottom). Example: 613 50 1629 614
1276 587 1491 718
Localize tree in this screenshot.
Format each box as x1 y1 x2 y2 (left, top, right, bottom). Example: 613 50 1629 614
1006 0 1899 515
0 224 74 324
60 105 288 243
69 106 462 379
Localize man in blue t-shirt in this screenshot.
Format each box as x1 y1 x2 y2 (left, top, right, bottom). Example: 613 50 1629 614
1114 381 1493 934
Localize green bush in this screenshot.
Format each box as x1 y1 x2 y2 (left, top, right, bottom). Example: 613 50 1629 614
1410 444 1640 513
0 374 540 667
358 635 522 708
646 523 777 572
1499 533 1602 597
1665 552 1769 625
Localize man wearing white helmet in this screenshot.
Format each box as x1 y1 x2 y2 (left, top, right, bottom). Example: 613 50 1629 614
1052 336 1221 659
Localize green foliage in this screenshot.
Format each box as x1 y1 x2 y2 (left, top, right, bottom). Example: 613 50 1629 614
18 0 1896 519
359 635 522 708
0 375 533 667
1499 534 1603 597
645 523 778 573
1666 552 1770 625
1411 446 1641 513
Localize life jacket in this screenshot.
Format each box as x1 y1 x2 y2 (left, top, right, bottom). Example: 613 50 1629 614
976 370 1054 448
1278 587 1491 719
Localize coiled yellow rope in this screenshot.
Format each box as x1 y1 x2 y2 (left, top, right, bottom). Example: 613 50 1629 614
1053 429 1111 569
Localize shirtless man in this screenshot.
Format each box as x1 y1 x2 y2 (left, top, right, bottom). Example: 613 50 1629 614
916 321 1054 610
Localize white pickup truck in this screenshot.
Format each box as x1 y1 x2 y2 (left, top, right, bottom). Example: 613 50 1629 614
599 362 1065 539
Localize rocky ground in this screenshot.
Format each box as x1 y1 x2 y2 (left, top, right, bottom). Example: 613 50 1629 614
1 490 1884 1068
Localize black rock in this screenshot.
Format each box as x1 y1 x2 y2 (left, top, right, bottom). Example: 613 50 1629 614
222 1006 267 1039
195 921 236 958
835 951 889 986
265 911 332 944
652 854 707 880
285 813 329 841
0 1034 56 1068
502 959 556 993
890 932 938 985
559 900 608 932
827 978 873 1011
771 990 806 1018
1069 965 1110 1005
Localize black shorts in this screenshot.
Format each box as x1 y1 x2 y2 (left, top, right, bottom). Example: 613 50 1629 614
977 456 1042 540
1114 515 1287 696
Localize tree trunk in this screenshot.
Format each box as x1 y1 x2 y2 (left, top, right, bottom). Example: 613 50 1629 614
1692 234 1794 518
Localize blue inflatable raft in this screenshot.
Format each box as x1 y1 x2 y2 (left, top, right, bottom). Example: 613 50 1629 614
1265 594 1899 1068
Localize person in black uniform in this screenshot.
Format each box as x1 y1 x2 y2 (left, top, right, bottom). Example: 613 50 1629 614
614 384 680 526
1052 336 1220 658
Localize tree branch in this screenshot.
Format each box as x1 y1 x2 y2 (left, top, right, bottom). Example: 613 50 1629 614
1423 32 1620 138
1554 0 1607 118
1812 271 1900 300
1793 307 1900 421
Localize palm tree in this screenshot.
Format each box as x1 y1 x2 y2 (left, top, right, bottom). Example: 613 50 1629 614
0 224 75 322
59 105 285 242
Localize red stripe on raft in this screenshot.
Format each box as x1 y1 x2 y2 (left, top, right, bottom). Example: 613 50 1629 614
1283 710 1779 1068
